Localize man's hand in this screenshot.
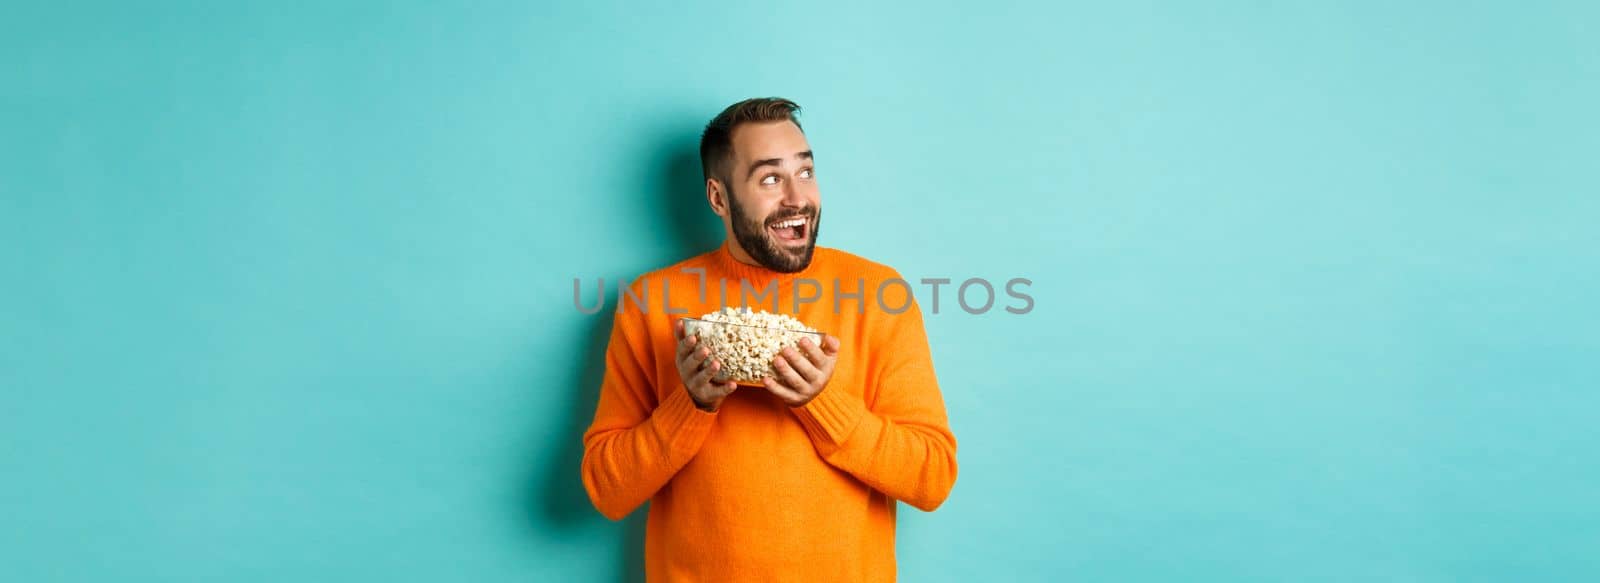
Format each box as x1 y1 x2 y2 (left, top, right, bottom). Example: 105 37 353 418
675 319 738 412
762 335 841 407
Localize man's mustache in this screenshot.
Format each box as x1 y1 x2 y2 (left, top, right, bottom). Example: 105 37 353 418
764 208 818 225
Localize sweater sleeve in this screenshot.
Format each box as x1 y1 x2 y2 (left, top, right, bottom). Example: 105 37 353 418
580 307 718 521
788 298 959 511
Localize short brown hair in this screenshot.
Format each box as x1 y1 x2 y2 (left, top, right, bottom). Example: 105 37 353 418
699 97 803 182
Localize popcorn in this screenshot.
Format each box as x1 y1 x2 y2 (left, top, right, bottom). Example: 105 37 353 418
682 307 821 385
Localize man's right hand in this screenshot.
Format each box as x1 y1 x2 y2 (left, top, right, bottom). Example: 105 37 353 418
675 319 738 412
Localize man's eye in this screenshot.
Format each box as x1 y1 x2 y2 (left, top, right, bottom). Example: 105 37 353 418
799 168 814 179
761 175 778 185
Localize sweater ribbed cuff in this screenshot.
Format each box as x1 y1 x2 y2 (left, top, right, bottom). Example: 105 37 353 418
790 386 867 455
652 388 719 463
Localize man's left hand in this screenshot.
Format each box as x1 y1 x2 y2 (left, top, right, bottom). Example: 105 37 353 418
762 335 841 407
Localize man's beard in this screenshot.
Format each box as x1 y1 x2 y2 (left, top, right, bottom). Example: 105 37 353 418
726 186 820 273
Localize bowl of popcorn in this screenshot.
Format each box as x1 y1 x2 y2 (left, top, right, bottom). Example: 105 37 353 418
682 307 823 386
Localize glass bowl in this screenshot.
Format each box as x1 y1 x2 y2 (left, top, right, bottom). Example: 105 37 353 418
681 317 824 386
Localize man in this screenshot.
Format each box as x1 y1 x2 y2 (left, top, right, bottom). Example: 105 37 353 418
580 97 958 582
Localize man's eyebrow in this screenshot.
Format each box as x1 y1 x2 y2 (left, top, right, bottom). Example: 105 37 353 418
745 151 815 179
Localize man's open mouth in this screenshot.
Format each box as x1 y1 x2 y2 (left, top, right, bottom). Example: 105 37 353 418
767 215 810 245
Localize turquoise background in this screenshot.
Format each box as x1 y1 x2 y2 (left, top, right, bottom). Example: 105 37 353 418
3 1 1597 581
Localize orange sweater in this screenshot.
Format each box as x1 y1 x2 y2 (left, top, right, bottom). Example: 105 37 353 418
581 241 959 582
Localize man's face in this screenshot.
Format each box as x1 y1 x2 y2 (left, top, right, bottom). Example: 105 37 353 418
717 120 821 273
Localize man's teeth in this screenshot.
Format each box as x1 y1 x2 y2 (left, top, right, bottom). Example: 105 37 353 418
771 218 807 229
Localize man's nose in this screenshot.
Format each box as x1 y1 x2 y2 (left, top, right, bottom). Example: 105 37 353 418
780 179 806 207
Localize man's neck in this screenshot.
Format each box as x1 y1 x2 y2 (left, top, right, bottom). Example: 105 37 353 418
725 237 763 267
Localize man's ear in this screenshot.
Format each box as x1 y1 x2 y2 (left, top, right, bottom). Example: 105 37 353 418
706 178 729 218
